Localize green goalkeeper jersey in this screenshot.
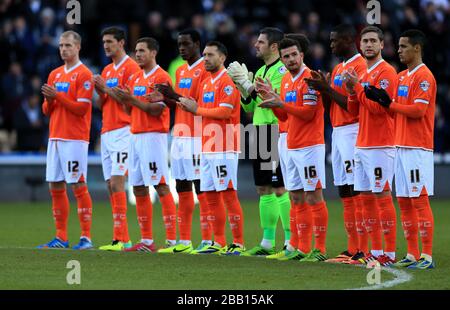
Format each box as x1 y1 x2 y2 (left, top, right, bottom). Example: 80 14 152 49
241 59 287 125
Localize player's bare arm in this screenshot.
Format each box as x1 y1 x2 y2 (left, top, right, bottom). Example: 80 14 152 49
113 86 165 116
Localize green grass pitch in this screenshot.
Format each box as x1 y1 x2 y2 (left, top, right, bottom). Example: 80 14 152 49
0 198 448 290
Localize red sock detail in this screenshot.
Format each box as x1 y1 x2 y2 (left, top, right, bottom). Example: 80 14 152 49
361 194 382 251
398 197 420 259
135 195 153 239
342 197 358 255
311 201 328 254
160 193 177 241
412 195 434 256
205 191 226 247
74 186 92 239
198 193 212 241
50 189 70 241
178 191 195 241
222 189 244 245
354 195 369 253
112 192 128 242
289 201 298 249
296 202 313 254
377 195 397 253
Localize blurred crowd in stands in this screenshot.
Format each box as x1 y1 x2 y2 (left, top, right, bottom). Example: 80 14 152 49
1 0 449 161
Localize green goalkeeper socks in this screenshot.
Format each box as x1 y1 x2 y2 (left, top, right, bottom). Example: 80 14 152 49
259 193 280 247
277 192 291 242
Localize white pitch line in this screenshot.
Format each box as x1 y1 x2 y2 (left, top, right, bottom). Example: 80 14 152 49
348 266 413 290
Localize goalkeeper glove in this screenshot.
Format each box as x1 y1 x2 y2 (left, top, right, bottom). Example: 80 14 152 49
364 85 392 108
227 61 254 99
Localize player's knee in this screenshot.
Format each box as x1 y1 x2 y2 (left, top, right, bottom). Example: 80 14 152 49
110 176 125 193
155 184 170 196
256 185 272 196
289 191 303 205
49 181 66 191
71 182 87 192
193 180 202 195
273 187 286 197
176 180 193 193
305 191 323 205
338 185 355 198
133 186 148 197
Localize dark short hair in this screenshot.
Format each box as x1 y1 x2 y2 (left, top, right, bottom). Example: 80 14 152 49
285 33 310 54
101 26 126 42
332 24 357 40
400 29 426 51
205 41 228 57
136 37 160 52
360 25 384 41
278 38 302 53
260 27 284 46
178 28 201 44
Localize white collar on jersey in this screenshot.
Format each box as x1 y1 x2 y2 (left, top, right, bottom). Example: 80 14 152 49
211 68 227 84
113 55 129 71
143 65 160 79
291 65 307 82
407 63 425 77
64 61 82 74
342 53 362 67
188 57 204 71
367 58 385 73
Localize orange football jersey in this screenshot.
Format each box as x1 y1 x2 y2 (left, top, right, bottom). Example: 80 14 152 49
100 55 140 134
330 53 367 127
354 59 398 148
174 58 208 137
198 68 241 153
280 66 324 150
44 62 93 142
394 64 436 151
128 65 172 134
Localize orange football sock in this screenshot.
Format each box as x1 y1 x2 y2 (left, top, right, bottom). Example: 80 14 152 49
50 188 70 241
342 197 358 255
398 197 420 259
311 201 328 254
289 202 298 249
361 194 383 252
377 194 397 253
112 191 129 242
135 195 153 239
177 191 195 241
296 202 313 254
412 194 434 256
197 193 212 241
222 189 244 245
74 185 93 239
159 193 177 241
205 191 226 247
354 195 369 253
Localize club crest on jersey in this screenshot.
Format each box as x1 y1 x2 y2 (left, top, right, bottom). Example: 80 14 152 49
84 81 92 90
379 79 389 89
224 85 233 96
194 69 202 77
398 85 409 97
334 75 343 87
419 80 430 91
285 91 297 103
279 66 287 74
179 78 192 89
55 82 70 93
133 86 147 96
71 73 78 81
106 78 119 88
203 91 215 103
119 69 124 76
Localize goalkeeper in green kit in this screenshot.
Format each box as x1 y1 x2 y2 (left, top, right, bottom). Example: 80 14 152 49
227 27 291 257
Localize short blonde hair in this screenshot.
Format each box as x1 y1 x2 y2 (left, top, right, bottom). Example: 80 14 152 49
61 30 82 45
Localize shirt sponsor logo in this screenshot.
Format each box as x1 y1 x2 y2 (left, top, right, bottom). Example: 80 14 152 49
419 80 430 92
334 74 343 87
224 85 233 96
285 91 297 103
179 78 192 89
398 85 409 97
133 86 147 96
203 91 215 103
106 78 119 88
55 82 70 93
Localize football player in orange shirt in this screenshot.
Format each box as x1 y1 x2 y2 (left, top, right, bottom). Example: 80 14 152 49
94 27 140 251
178 41 245 255
305 24 368 263
113 37 177 252
364 29 436 269
37 31 94 250
343 26 398 266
